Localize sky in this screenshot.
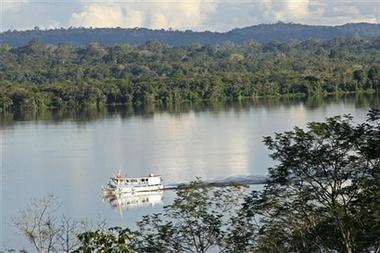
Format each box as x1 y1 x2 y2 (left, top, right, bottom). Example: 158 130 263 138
1 0 380 32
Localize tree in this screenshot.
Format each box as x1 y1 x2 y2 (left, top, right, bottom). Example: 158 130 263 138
368 65 380 90
13 194 61 253
12 194 105 253
1 36 380 111
0 95 13 112
75 227 135 253
132 180 247 253
57 216 83 253
242 109 380 253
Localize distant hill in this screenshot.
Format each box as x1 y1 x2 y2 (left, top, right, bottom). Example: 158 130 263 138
1 22 380 47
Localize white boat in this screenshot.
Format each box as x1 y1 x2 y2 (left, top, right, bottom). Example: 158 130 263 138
102 170 164 194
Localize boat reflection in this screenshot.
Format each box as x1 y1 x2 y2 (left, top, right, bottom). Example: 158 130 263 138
103 191 164 211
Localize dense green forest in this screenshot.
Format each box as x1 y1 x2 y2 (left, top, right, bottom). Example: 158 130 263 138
2 22 380 47
1 36 380 112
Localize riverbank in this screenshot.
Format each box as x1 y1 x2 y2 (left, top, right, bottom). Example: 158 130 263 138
1 92 379 125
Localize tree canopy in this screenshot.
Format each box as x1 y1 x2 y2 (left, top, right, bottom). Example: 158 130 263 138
242 109 379 252
2 23 380 47
1 36 380 112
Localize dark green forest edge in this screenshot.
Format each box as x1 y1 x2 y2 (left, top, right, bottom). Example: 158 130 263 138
3 110 380 253
1 35 380 112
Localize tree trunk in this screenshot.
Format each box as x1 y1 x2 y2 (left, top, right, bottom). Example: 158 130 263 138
336 217 353 253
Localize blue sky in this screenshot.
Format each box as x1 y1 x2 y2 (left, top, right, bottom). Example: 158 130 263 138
1 0 380 32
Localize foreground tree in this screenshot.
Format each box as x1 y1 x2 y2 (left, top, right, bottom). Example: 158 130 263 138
75 227 135 253
244 109 380 253
13 194 107 253
132 180 248 253
13 194 61 253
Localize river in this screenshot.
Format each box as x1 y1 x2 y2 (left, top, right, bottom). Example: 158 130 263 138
1 94 379 250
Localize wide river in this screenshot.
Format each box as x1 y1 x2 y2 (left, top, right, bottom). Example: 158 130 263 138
1 94 379 250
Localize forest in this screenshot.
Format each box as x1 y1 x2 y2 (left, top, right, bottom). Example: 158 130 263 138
1 36 380 112
2 22 380 47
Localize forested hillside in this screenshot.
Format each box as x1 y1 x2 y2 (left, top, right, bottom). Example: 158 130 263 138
0 36 380 111
1 22 380 47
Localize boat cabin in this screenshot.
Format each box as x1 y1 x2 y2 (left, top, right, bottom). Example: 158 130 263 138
110 173 162 186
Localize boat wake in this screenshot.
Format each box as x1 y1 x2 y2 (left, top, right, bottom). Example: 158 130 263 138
164 175 268 190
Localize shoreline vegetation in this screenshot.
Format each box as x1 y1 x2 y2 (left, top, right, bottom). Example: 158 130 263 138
2 110 380 253
1 36 380 112
1 93 379 126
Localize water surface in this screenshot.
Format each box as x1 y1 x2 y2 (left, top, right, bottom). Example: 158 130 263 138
1 94 379 250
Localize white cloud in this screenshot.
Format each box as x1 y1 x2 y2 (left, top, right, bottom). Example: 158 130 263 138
306 0 380 25
71 3 143 27
250 0 298 23
2 0 28 12
1 0 379 32
275 0 310 20
70 0 217 30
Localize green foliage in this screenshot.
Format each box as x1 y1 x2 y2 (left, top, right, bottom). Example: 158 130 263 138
132 180 248 253
75 227 135 253
2 23 380 47
1 37 380 111
246 109 380 253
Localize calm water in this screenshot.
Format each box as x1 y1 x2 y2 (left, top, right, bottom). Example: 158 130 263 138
1 94 379 250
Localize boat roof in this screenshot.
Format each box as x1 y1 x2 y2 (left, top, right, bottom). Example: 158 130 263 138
111 173 161 180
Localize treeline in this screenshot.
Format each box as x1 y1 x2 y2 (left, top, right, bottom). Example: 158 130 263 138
2 22 380 47
1 36 380 111
7 110 380 253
